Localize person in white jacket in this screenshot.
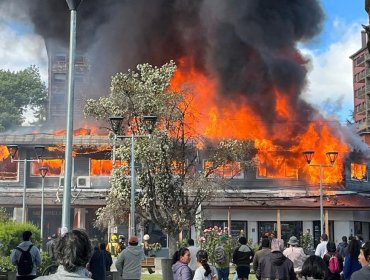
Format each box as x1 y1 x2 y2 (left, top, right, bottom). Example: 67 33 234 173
193 250 218 280
283 236 307 274
115 236 145 280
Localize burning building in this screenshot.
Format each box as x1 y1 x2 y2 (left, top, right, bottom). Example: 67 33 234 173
0 0 370 249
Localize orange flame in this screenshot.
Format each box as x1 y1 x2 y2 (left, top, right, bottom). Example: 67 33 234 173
170 59 349 184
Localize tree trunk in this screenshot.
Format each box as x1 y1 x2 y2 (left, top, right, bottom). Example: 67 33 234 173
168 233 178 258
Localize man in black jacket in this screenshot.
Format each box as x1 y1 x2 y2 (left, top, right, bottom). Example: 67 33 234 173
232 236 254 280
256 238 297 280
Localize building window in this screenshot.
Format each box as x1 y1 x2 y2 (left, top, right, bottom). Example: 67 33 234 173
203 160 243 178
53 73 66 84
351 163 368 181
90 159 127 176
0 155 17 181
31 160 64 177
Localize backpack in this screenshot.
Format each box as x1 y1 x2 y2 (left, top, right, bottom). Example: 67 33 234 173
328 254 340 274
214 246 227 264
15 245 34 275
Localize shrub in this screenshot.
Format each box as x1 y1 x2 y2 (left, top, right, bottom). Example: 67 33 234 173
0 256 15 272
0 221 40 256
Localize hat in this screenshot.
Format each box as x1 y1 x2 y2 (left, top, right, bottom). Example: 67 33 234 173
287 236 299 246
143 234 150 241
51 234 57 239
129 236 138 244
271 239 284 252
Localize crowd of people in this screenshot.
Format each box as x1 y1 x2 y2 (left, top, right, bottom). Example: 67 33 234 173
9 229 370 280
171 233 370 280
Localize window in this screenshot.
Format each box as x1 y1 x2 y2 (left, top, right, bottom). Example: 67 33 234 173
31 160 64 177
0 156 17 181
351 163 367 181
53 73 66 84
90 159 128 176
203 160 243 178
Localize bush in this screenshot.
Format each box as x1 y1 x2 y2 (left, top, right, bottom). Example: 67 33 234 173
0 256 15 272
0 221 40 256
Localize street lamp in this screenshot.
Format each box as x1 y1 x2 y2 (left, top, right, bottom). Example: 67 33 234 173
109 115 157 236
39 166 48 249
6 145 46 223
303 150 338 235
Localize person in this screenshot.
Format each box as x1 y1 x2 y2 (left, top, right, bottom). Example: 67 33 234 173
214 236 229 280
343 238 361 280
298 255 329 280
11 230 41 280
252 237 270 274
336 236 348 259
193 250 217 280
350 241 370 279
322 241 343 280
187 238 200 274
87 245 106 280
283 236 307 274
35 229 92 279
99 243 112 272
115 236 145 280
172 247 192 280
106 234 120 257
232 236 254 280
315 233 328 258
46 234 57 261
256 238 297 280
143 234 151 256
118 235 126 252
355 235 364 247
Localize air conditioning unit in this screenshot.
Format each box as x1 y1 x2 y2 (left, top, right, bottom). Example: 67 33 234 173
77 176 91 188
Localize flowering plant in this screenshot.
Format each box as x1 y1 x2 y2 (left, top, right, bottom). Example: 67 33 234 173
198 226 232 265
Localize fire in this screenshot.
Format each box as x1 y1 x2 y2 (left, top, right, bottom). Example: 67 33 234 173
170 59 349 184
351 163 367 181
31 160 64 176
0 145 9 161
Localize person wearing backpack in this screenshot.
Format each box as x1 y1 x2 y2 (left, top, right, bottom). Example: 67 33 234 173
10 230 41 280
214 236 230 280
232 236 254 280
323 241 343 280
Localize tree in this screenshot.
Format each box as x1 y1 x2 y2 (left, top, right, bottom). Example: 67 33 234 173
0 65 47 131
84 61 256 255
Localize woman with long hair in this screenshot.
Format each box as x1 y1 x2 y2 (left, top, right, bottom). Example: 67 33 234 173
193 250 217 280
172 247 192 280
343 239 361 280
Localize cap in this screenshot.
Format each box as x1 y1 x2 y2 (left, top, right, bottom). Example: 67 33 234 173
129 236 138 244
143 234 150 241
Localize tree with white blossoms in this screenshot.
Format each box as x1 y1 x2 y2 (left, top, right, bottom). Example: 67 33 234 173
84 61 256 256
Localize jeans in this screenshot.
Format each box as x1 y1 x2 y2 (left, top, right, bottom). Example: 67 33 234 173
217 267 230 280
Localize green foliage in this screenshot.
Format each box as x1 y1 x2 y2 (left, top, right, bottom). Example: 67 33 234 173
0 65 47 131
0 208 9 223
0 256 15 272
299 232 313 254
0 221 40 256
37 252 54 275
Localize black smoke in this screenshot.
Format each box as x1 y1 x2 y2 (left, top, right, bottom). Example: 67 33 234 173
10 0 325 140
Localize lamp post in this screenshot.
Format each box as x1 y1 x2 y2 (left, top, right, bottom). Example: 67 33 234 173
303 150 338 235
62 0 83 233
109 115 157 236
39 166 49 249
6 145 46 223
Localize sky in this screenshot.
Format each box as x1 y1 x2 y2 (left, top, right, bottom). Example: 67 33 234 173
0 0 367 124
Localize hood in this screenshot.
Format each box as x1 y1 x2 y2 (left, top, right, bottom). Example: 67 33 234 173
238 244 252 252
269 251 286 266
172 261 187 273
126 245 142 256
17 241 33 250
